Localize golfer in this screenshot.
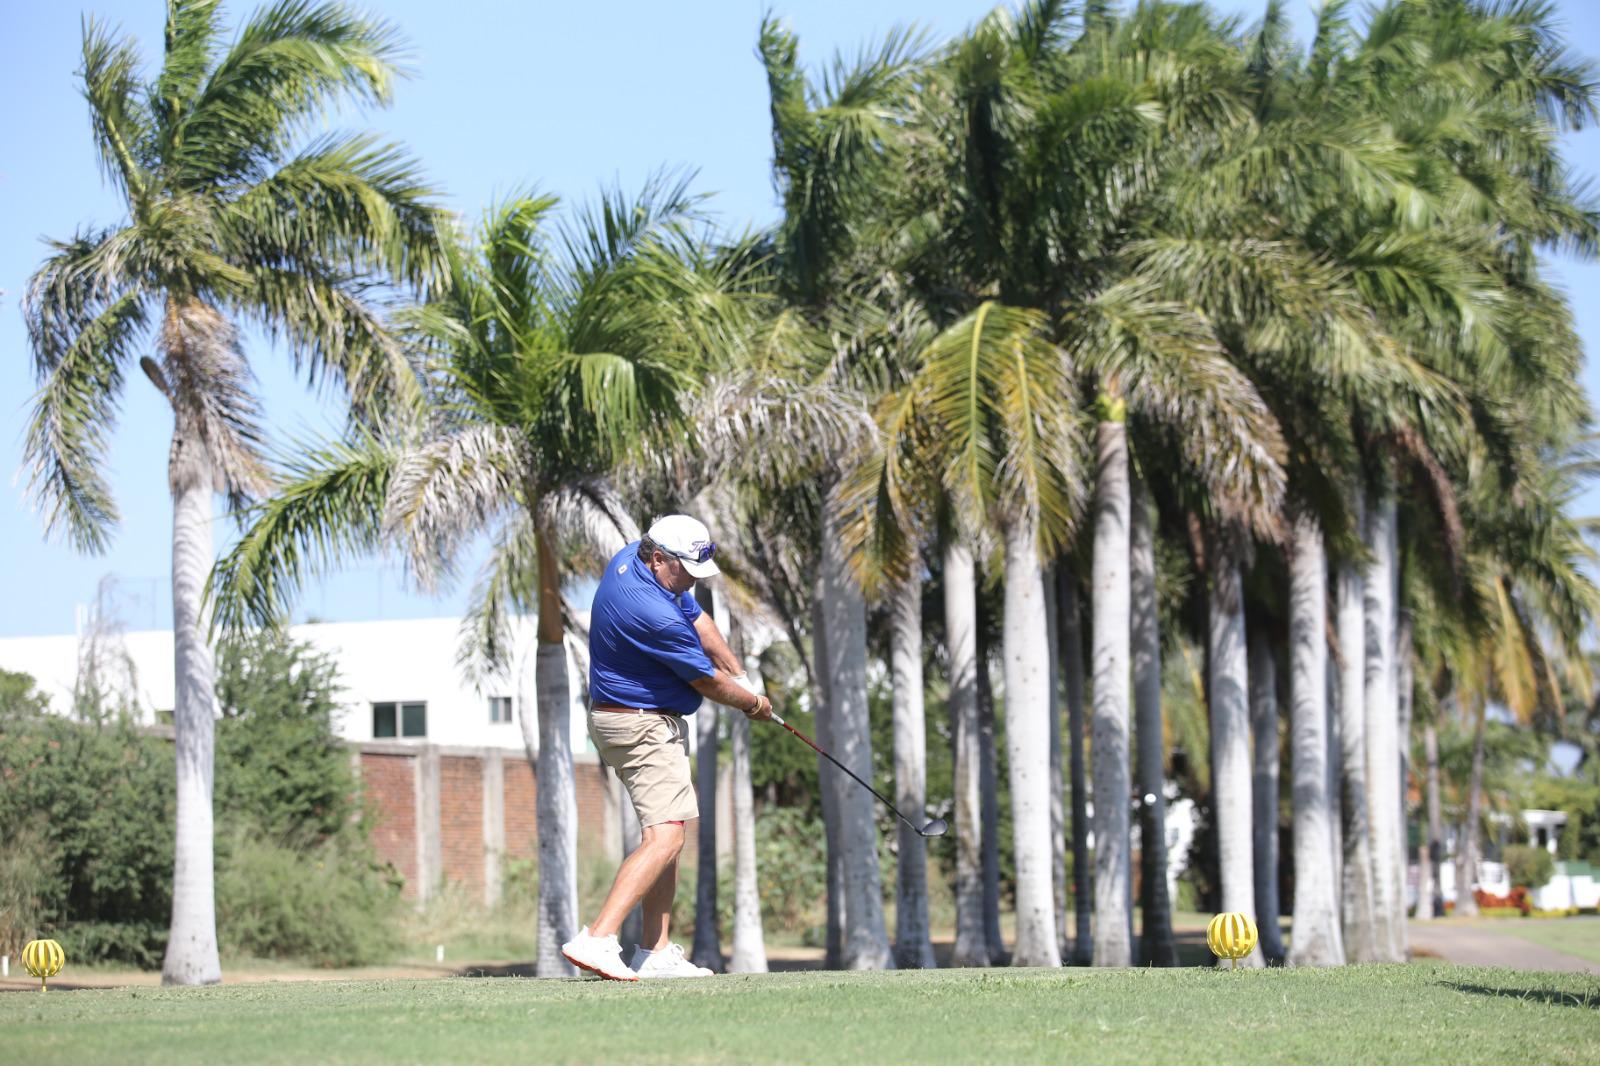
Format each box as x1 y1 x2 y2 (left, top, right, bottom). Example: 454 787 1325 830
561 514 771 980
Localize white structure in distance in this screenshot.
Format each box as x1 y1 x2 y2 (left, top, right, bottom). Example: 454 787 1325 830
0 615 594 755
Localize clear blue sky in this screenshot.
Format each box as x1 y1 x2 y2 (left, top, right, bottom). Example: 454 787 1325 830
2 1 1597 637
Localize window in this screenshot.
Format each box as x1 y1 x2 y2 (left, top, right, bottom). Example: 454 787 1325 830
373 701 427 739
489 696 514 723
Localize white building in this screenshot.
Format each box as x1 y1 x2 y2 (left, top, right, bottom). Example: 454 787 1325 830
0 616 594 755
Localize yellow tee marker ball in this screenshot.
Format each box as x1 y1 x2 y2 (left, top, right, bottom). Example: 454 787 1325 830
22 941 66 985
22 939 65 992
1206 913 1258 969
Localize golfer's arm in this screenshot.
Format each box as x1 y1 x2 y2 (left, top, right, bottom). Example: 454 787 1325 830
689 671 765 716
693 612 743 675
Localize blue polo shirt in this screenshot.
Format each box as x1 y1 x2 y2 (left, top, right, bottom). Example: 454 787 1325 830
588 542 713 715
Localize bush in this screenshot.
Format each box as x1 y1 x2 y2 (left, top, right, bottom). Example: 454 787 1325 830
56 922 168 970
0 818 62 959
0 704 175 963
214 630 362 840
754 806 828 934
0 633 387 968
1504 845 1556 891
216 827 400 966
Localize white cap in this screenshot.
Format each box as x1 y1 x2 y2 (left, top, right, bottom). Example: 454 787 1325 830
646 514 721 579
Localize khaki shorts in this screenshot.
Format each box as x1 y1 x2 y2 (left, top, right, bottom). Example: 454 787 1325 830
588 710 699 827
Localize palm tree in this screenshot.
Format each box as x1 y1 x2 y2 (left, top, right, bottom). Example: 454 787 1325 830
22 0 448 985
691 587 722 972
1285 509 1345 966
896 3 1294 968
889 569 938 968
1059 570 1093 964
756 14 930 969
1131 472 1178 965
1090 399 1133 967
724 606 768 973
213 179 753 976
1248 622 1284 963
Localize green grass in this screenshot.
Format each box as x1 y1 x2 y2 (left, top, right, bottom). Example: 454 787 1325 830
4 964 1598 1064
1469 915 1600 966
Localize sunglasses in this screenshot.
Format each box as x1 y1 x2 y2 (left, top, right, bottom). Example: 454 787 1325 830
662 541 717 564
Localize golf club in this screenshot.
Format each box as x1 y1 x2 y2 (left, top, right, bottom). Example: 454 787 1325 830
769 712 948 838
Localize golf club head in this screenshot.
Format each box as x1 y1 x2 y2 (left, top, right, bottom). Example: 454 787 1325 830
920 818 949 838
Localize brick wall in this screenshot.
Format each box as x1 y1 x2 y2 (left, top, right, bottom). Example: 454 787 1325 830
440 756 484 897
360 752 417 888
503 757 537 865
357 743 613 904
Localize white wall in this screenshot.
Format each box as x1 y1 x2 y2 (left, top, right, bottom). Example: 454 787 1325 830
0 616 592 754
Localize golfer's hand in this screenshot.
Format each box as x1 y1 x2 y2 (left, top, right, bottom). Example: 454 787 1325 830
729 673 773 721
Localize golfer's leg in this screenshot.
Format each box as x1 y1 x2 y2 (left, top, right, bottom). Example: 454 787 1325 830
589 821 686 938
641 848 680 951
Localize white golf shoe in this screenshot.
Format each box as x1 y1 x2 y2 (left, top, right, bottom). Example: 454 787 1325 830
629 942 715 978
561 926 638 981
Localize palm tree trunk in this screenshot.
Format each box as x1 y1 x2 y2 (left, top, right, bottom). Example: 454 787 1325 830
691 699 722 971
1061 571 1092 965
161 420 222 986
726 612 767 973
534 528 577 977
1090 411 1132 968
811 581 844 968
1336 555 1379 961
1421 719 1445 920
1131 474 1177 967
1285 512 1344 967
1453 704 1486 917
1248 625 1284 963
890 574 936 968
1394 612 1413 953
946 536 990 967
691 580 723 971
1208 541 1262 967
1046 569 1067 962
1362 493 1403 962
1326 649 1342 902
821 505 893 969
977 627 1006 965
1003 515 1062 967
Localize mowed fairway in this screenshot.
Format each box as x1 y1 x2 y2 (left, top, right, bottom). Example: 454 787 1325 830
4 964 1599 1065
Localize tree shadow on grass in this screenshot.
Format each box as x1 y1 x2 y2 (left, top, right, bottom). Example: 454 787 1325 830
1443 981 1600 1011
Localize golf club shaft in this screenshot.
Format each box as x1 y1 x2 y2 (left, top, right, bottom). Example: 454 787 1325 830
770 713 924 837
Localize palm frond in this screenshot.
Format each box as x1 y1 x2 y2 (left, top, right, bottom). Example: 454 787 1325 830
22 284 147 553
79 16 153 204
224 131 450 296
383 424 527 592
209 432 397 634
537 479 640 576
152 0 224 135
1072 280 1285 537
170 0 409 186
455 512 541 682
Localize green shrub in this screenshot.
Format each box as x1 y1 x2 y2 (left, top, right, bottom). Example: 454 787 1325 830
215 631 363 840
1504 844 1556 890
0 703 175 963
56 921 168 970
216 826 400 966
754 806 828 934
0 633 386 968
0 817 62 958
